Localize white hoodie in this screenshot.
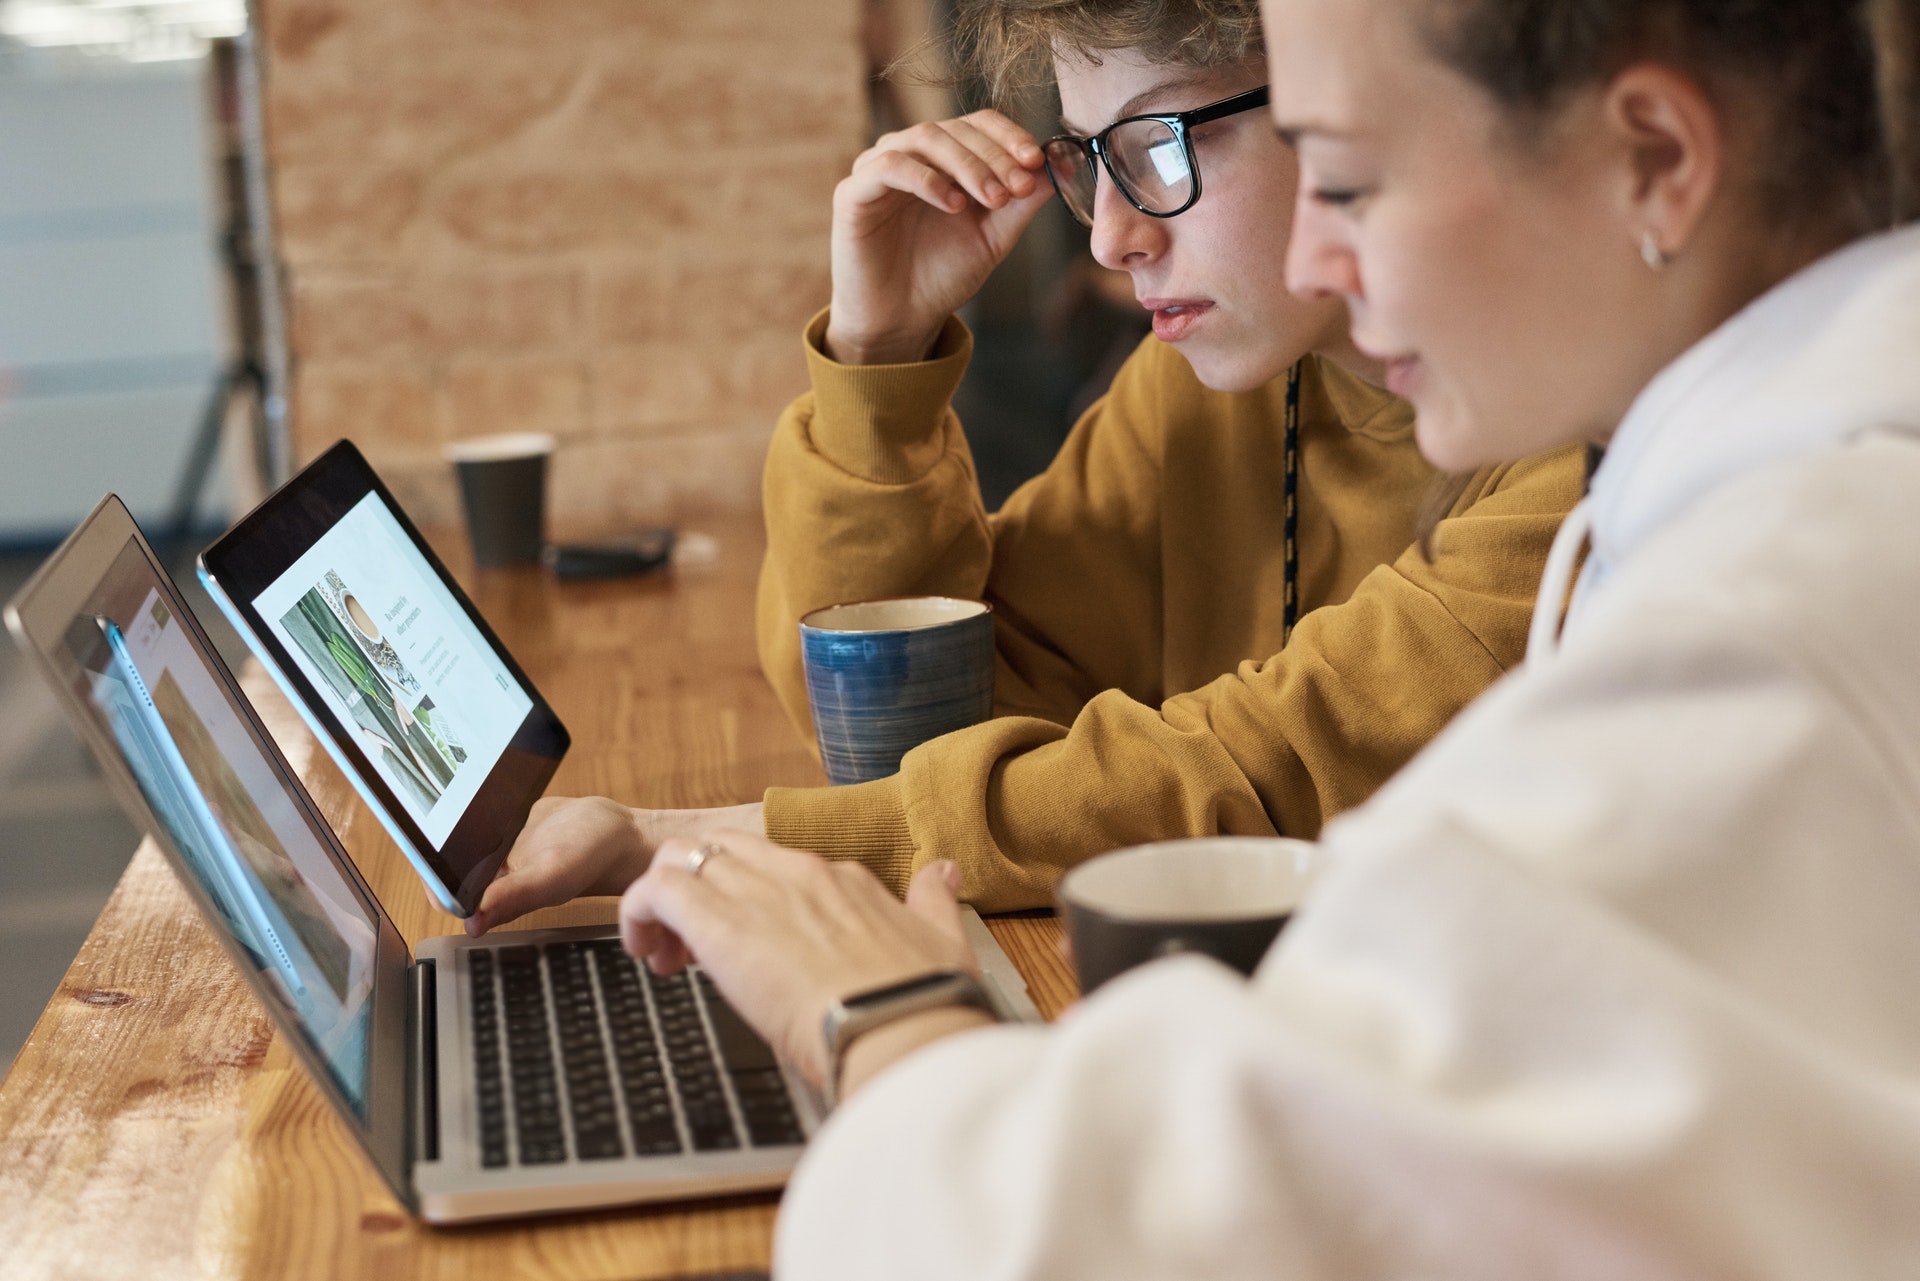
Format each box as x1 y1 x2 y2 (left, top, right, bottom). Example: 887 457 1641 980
777 225 1920 1280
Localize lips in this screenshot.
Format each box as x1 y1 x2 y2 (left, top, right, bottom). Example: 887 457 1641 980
1351 327 1423 399
1140 297 1214 343
1383 355 1422 398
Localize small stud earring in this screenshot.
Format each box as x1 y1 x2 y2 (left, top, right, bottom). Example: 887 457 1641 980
1641 229 1670 271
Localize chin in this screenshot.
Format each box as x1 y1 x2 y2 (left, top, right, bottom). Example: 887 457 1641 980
1411 408 1501 473
1173 340 1291 395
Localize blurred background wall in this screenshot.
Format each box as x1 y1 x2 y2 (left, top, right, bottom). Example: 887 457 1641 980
0 0 1136 1072
0 23 233 542
257 0 866 534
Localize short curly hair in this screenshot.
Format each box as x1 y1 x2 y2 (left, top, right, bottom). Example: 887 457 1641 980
949 0 1264 106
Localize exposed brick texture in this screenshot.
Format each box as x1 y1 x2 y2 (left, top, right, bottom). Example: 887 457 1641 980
258 0 864 531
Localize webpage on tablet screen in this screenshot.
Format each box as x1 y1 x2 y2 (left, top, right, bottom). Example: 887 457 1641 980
250 493 534 848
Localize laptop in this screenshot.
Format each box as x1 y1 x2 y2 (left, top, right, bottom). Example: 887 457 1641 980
7 496 1040 1223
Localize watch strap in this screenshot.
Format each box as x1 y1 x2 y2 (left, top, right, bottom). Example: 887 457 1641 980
821 968 997 1107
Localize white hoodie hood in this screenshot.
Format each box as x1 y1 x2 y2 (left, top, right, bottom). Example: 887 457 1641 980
1567 223 1920 625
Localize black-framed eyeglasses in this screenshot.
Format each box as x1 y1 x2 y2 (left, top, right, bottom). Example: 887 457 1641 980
1042 86 1271 228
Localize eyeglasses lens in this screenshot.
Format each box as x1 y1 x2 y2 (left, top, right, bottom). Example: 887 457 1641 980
1109 119 1191 214
1043 138 1097 225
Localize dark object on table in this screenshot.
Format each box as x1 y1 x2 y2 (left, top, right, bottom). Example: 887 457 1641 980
544 529 676 581
448 433 555 568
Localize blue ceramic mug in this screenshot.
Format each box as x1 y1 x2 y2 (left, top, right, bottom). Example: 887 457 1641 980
799 597 995 786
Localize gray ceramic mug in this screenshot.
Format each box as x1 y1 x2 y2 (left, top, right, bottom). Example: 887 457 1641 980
1058 837 1323 994
799 596 995 786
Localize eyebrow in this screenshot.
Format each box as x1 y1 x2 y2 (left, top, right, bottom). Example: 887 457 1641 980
1057 77 1208 136
1271 122 1351 146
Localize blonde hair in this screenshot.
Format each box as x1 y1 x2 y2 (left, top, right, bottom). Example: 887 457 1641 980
949 0 1264 106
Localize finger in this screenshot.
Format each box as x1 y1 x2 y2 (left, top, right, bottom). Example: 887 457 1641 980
902 121 1020 207
961 109 1047 169
652 835 756 885
618 871 695 972
620 839 763 961
627 919 690 975
903 860 974 960
466 866 552 936
636 926 693 977
841 148 967 214
943 117 1039 197
860 120 1011 208
870 117 1020 178
978 179 1056 248
679 827 821 882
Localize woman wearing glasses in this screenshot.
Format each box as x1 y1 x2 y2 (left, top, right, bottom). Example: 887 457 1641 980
464 0 1582 933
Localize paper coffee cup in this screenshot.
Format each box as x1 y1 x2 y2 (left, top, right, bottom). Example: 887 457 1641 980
445 433 554 567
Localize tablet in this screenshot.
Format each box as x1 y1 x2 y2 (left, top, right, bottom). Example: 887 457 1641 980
198 440 569 917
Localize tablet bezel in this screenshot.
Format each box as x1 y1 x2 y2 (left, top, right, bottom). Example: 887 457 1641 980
198 440 569 917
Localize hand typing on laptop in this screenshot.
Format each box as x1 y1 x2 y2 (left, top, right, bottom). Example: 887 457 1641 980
621 831 995 1100
471 811 1005 1100
463 796 765 936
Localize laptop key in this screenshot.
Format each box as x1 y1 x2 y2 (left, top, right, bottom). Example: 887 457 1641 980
694 973 804 1147
498 946 568 1164
545 943 625 1162
731 1067 805 1147
590 943 686 1157
652 970 742 1152
467 950 511 1168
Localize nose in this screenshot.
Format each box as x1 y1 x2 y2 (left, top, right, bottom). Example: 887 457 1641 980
1285 194 1362 301
1087 169 1167 272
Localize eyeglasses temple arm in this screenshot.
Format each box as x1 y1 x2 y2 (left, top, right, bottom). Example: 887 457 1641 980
1180 86 1272 128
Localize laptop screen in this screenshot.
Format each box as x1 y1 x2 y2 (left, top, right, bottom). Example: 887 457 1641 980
68 538 380 1116
245 492 535 851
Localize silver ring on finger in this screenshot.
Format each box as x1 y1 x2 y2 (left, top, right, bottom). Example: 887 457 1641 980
683 841 726 878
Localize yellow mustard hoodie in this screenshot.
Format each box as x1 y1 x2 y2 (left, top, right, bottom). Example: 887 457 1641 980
758 311 1583 910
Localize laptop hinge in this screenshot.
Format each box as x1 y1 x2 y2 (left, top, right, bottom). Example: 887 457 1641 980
410 958 440 1163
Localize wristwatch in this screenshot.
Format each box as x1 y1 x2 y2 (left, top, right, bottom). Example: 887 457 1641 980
820 968 998 1107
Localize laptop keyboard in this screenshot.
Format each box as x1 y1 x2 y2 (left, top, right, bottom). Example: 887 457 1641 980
466 939 805 1169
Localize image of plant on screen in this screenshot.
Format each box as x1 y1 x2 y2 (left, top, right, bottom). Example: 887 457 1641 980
280 586 460 812
315 570 468 770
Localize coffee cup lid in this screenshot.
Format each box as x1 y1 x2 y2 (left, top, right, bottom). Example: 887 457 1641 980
444 432 556 463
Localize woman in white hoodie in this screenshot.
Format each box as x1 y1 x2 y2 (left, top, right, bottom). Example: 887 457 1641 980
609 0 1920 1275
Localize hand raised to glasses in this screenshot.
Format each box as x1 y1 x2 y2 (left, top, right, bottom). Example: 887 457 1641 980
461 796 765 936
622 831 991 1097
826 109 1055 366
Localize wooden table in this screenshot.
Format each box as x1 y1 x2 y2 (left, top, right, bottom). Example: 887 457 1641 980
0 514 1075 1280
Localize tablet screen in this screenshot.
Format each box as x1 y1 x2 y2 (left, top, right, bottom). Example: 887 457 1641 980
249 493 533 849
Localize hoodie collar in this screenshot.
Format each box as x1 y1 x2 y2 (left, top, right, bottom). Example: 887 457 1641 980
1576 223 1920 610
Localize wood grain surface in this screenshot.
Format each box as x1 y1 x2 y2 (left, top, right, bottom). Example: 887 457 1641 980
0 515 1078 1280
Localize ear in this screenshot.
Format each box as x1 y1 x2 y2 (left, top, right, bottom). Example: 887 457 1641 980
1600 64 1724 261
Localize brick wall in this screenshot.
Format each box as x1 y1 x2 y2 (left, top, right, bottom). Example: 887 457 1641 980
256 0 865 532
